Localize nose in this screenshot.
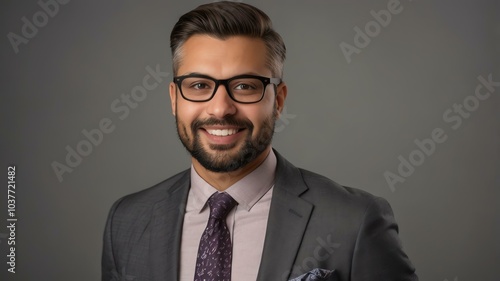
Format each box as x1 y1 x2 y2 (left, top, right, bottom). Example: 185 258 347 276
205 84 237 118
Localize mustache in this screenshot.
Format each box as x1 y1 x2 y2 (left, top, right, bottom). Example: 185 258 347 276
191 116 254 131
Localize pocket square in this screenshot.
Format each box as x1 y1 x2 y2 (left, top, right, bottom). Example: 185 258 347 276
288 268 337 281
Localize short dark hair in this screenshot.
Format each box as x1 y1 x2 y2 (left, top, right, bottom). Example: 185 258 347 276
170 1 286 78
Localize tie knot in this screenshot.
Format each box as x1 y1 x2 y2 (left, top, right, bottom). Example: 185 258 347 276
207 192 237 220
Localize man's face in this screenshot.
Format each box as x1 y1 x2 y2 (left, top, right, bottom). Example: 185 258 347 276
169 35 286 172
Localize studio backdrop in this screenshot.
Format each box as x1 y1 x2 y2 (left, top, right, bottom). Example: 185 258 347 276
1 0 499 280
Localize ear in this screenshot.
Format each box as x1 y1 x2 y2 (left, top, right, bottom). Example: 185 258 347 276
275 82 288 114
169 82 177 116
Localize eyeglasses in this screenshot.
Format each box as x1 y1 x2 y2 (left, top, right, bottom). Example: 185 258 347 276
173 74 281 104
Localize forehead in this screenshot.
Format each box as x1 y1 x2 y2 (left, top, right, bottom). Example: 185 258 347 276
177 35 270 78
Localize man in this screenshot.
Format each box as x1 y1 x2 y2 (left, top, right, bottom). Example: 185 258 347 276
102 2 418 281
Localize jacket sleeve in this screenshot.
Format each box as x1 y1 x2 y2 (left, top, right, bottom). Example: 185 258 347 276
351 197 418 281
101 198 124 281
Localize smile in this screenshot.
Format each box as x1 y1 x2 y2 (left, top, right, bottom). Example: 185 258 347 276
205 128 240 136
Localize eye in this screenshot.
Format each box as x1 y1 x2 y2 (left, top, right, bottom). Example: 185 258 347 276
234 83 256 90
190 82 211 90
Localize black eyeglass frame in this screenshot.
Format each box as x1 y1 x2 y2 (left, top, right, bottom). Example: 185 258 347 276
173 74 282 104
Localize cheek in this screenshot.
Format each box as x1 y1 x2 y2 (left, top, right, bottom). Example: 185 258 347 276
176 100 203 124
245 104 275 132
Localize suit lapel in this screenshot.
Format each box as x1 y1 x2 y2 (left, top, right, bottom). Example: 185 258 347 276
257 151 313 281
149 171 190 281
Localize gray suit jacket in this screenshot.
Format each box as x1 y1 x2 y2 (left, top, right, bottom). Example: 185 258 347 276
102 151 418 281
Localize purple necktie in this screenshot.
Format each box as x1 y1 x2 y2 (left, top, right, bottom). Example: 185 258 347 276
194 192 237 281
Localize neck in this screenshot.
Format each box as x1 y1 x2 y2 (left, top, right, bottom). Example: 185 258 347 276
192 147 271 191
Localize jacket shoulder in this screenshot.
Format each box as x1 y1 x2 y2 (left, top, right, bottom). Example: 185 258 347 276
299 168 377 197
112 169 189 212
297 168 384 212
274 150 383 211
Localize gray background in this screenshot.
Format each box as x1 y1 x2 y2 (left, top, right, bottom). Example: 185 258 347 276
1 0 499 280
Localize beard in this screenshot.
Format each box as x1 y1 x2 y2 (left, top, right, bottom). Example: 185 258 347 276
175 108 277 173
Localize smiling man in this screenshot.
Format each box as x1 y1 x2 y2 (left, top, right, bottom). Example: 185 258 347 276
102 2 418 281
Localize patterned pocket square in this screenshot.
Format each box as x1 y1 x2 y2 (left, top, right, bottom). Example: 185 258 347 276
288 268 337 281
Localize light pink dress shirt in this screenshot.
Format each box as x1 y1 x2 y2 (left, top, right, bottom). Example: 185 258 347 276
179 150 277 281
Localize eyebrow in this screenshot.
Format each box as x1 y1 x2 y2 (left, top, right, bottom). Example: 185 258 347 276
180 71 265 78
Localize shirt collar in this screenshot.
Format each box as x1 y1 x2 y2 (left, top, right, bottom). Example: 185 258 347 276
189 149 277 213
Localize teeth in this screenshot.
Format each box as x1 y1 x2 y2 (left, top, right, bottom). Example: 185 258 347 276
206 129 238 136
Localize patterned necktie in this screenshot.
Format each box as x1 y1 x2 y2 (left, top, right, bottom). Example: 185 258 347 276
194 192 237 281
